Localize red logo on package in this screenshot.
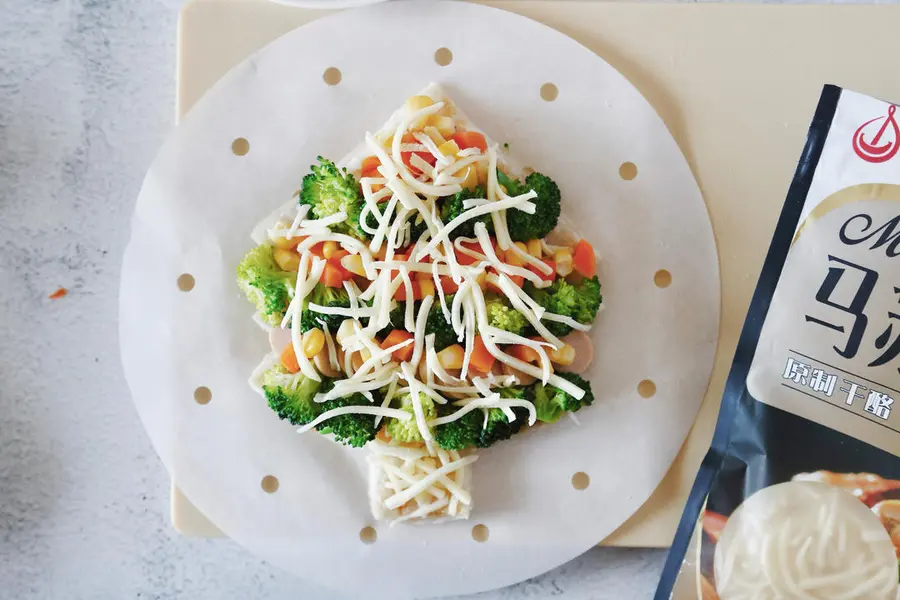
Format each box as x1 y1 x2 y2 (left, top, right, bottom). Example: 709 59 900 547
853 105 900 163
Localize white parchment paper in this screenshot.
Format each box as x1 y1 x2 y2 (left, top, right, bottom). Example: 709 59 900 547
119 1 720 597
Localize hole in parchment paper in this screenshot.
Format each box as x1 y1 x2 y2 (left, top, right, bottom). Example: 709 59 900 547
434 47 453 67
323 67 342 86
193 387 212 405
619 161 638 181
654 269 672 288
231 138 250 156
261 475 279 493
359 526 377 544
177 274 195 291
471 524 490 542
638 379 657 399
540 83 558 102
571 472 591 490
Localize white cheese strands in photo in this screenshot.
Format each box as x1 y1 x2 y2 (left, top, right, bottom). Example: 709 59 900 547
713 481 897 600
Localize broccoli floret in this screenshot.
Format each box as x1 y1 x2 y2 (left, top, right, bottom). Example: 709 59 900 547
425 296 458 351
385 299 457 351
300 283 351 332
300 157 365 237
498 170 561 242
434 409 481 451
237 244 297 327
477 405 530 448
439 186 493 239
261 365 323 426
375 302 407 338
433 388 530 450
527 275 603 337
317 391 378 448
484 294 529 336
532 373 594 424
385 393 436 443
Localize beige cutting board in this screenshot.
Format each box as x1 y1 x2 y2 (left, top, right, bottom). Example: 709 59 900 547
171 0 900 546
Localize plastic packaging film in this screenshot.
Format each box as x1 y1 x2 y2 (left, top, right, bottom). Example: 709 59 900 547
119 1 719 597
657 86 900 600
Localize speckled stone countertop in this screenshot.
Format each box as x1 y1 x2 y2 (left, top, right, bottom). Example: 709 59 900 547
1 1 676 598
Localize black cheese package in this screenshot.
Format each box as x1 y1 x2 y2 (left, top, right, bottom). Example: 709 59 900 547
656 85 900 600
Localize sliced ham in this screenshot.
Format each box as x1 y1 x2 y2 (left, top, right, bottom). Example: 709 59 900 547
559 330 593 374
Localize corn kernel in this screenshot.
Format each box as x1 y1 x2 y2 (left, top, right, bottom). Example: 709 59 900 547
438 139 460 158
407 95 434 130
407 95 434 112
302 328 326 358
419 279 436 298
432 115 456 138
549 343 575 366
476 160 489 185
273 236 298 250
415 270 432 282
423 125 446 146
437 344 465 370
475 272 488 291
527 239 542 258
274 248 300 271
341 254 366 277
322 241 339 260
336 319 356 345
555 248 574 277
457 166 478 191
506 243 529 267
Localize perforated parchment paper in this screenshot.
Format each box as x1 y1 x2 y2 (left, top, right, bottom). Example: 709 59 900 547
119 1 719 597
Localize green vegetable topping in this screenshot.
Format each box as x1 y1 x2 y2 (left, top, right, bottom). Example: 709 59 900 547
526 275 602 337
300 156 365 237
317 389 379 448
237 244 297 327
439 186 493 239
300 283 351 332
531 372 594 424
433 387 531 450
261 364 323 426
385 393 436 443
484 293 530 336
497 170 561 242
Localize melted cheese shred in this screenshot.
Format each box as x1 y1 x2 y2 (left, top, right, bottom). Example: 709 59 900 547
368 439 475 523
713 481 897 600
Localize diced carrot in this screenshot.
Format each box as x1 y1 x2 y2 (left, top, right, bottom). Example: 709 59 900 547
327 250 350 269
322 263 345 288
451 131 488 152
49 287 68 300
361 156 380 175
394 280 421 301
572 239 597 277
401 133 437 176
468 336 495 373
528 259 556 283
281 343 300 373
439 276 459 295
486 270 524 294
381 329 415 362
308 242 325 258
508 344 540 364
454 240 483 266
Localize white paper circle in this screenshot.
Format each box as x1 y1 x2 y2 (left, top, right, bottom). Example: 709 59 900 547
119 1 719 597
